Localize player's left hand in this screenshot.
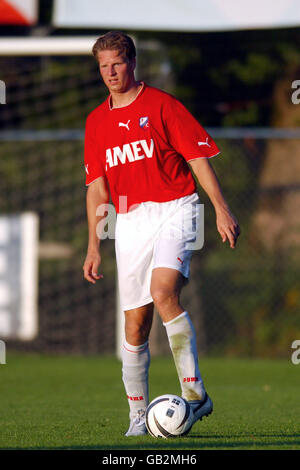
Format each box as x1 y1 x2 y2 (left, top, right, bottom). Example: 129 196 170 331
216 208 240 249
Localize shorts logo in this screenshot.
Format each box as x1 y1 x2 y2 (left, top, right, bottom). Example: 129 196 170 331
139 116 149 128
177 257 183 264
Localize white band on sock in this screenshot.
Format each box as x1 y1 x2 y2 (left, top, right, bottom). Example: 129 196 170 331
123 340 149 355
163 311 188 327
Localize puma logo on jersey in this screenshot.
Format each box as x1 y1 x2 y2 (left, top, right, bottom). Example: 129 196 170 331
119 120 130 131
198 137 210 147
106 139 154 169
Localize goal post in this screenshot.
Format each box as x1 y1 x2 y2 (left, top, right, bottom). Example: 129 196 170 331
0 36 98 56
0 212 39 340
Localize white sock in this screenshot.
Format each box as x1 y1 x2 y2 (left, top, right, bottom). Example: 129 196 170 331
121 340 150 420
163 311 205 401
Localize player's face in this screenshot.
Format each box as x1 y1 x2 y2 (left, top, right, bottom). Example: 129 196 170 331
97 49 136 94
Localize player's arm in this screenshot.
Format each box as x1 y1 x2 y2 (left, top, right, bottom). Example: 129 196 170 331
189 158 240 249
83 177 110 283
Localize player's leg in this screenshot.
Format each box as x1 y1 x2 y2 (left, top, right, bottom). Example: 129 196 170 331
150 267 205 400
122 302 154 436
124 302 154 346
150 267 213 423
115 206 155 435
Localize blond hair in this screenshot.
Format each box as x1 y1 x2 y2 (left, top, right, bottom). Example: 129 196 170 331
92 31 136 62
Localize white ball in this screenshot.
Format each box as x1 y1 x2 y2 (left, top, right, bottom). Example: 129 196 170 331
145 394 194 438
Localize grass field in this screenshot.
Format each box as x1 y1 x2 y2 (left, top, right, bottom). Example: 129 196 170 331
0 352 299 450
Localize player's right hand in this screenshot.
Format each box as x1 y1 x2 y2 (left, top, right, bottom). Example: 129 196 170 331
83 251 103 284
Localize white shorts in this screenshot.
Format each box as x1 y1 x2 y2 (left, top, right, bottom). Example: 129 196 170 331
115 193 201 311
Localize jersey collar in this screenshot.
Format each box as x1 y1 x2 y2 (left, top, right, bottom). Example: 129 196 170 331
108 82 145 111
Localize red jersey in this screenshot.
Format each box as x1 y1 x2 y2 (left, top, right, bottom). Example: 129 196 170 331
84 83 220 213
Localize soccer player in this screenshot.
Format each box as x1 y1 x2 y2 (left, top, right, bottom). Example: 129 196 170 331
83 31 240 436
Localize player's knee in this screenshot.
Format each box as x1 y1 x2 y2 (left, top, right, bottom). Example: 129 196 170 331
125 322 149 345
151 286 178 310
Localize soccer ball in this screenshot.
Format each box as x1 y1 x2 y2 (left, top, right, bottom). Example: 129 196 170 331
145 394 194 438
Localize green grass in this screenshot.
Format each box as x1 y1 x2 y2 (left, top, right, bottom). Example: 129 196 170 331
0 353 299 450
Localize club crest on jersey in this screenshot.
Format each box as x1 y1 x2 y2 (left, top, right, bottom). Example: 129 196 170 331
139 116 149 129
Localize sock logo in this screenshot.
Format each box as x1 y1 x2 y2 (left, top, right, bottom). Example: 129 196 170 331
183 377 199 383
127 395 144 401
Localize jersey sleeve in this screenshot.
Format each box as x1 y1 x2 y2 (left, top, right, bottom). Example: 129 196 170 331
162 95 220 161
84 114 105 186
